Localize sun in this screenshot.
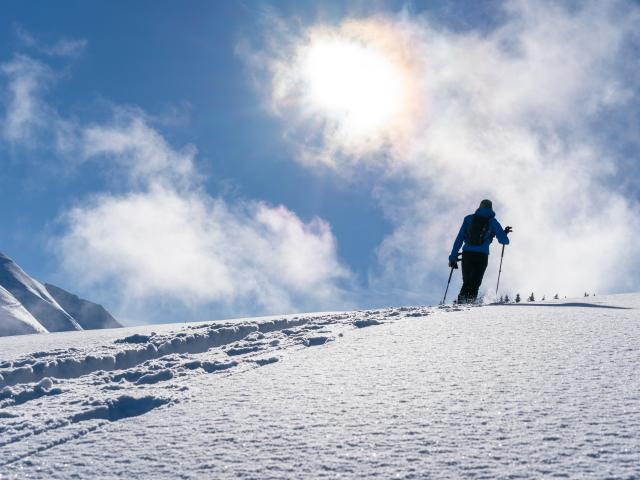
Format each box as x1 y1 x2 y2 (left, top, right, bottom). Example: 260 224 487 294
300 33 408 138
275 19 421 161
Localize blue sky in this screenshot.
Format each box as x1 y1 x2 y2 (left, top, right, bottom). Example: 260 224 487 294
0 1 407 275
1 1 639 324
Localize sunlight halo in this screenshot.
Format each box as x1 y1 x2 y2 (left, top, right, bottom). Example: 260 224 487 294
282 20 420 160
302 36 405 137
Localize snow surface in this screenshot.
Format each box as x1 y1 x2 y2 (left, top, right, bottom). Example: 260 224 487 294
0 294 638 478
0 286 47 336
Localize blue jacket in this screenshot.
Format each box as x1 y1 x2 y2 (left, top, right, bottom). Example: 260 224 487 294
449 207 509 262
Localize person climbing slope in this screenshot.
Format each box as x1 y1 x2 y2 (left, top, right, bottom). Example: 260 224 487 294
449 199 512 303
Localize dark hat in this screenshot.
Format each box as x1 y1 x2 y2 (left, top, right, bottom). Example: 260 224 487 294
479 199 493 209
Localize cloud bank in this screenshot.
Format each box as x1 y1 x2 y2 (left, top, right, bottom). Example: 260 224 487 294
59 113 350 314
59 185 348 315
247 0 640 301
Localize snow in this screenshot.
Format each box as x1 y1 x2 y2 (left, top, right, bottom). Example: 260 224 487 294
0 286 48 336
0 295 638 478
0 253 80 334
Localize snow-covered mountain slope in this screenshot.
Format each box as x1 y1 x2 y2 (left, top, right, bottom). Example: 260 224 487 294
44 283 122 330
0 294 637 478
0 253 80 333
0 252 120 336
0 285 48 336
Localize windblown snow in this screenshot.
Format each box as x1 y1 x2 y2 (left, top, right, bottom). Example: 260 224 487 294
0 294 638 478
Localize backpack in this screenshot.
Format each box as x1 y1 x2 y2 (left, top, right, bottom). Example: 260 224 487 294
465 214 490 246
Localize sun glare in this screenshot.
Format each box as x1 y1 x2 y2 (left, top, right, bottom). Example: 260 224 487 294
301 35 407 137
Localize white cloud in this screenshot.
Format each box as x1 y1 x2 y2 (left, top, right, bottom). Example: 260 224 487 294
55 112 352 320
62 109 351 311
44 38 88 58
248 0 640 301
15 26 87 58
0 30 87 145
0 54 77 157
0 55 50 144
82 110 198 188
58 184 350 314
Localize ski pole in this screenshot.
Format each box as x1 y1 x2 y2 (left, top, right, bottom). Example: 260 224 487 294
442 253 462 305
496 226 513 295
496 244 505 294
442 266 455 305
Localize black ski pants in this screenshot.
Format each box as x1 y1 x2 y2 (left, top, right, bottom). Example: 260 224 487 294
457 251 488 304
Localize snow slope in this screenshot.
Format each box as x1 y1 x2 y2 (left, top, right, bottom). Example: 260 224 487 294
0 286 48 336
0 253 80 333
44 283 122 330
0 294 638 478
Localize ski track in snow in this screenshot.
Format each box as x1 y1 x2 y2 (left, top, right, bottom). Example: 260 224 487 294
0 305 439 470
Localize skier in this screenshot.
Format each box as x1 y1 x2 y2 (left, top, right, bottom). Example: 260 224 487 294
449 199 511 304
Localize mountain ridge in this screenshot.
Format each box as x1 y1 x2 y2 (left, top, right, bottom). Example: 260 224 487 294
45 283 121 330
